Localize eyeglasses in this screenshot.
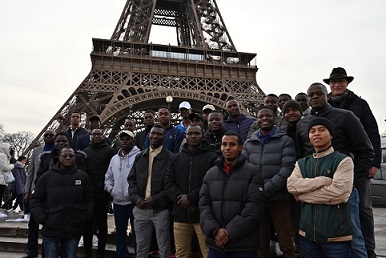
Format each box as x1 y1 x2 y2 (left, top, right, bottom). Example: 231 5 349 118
91 133 103 136
60 153 75 159
44 134 54 137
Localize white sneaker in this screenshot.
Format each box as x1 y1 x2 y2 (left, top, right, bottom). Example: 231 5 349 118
78 236 84 247
92 234 98 247
0 212 7 218
275 242 283 256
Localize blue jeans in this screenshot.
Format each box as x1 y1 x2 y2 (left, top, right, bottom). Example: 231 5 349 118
208 248 257 258
114 202 136 258
349 188 368 258
44 237 79 258
299 237 351 258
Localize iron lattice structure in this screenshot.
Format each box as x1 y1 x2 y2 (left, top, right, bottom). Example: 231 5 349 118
26 0 265 153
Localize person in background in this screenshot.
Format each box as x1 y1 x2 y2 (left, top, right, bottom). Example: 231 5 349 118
203 111 227 157
176 101 192 133
0 143 15 216
278 93 292 115
30 147 94 258
23 130 55 258
224 99 256 143
104 130 141 258
65 112 88 149
201 104 215 128
295 92 311 117
76 115 111 151
1 156 27 211
135 111 155 150
326 67 381 258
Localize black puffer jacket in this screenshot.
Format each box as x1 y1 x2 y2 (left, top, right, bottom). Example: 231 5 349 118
296 105 375 186
128 147 173 211
164 143 217 223
199 155 265 251
203 128 227 157
30 164 94 238
84 141 117 200
329 90 381 168
242 127 296 202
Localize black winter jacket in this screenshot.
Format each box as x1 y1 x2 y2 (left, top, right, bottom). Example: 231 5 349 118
329 90 381 168
199 155 265 251
296 105 375 186
128 147 173 211
164 143 217 223
242 127 296 202
203 128 227 157
35 148 87 185
30 164 94 238
84 141 117 200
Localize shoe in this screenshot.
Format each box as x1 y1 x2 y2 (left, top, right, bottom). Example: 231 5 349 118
368 250 377 258
275 242 283 256
22 254 38 258
92 234 98 247
78 236 84 247
0 212 7 218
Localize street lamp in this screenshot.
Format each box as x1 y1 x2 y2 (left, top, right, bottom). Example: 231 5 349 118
166 96 173 110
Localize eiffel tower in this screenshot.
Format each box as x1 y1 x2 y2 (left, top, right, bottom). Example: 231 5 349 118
27 0 265 152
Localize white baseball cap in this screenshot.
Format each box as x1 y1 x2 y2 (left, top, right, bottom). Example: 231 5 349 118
179 101 191 110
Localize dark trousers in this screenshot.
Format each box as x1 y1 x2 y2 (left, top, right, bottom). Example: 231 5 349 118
84 198 108 258
113 203 136 258
357 178 375 252
27 208 44 256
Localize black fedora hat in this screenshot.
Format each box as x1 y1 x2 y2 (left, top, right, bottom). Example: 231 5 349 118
323 67 354 84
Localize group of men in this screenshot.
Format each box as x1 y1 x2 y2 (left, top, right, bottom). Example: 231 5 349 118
23 66 380 258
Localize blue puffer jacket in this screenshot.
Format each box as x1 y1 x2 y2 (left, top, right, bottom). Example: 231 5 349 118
224 113 256 143
242 127 296 202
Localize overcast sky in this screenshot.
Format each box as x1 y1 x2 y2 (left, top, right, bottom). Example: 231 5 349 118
1 0 385 136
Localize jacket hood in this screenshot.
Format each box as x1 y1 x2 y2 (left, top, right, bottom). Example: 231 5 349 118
214 154 246 172
118 146 141 158
181 140 212 154
0 142 12 158
248 126 287 142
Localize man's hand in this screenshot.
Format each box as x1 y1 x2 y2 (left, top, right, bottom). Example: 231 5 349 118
24 193 30 204
214 228 229 248
136 197 145 209
143 197 154 209
368 166 378 178
186 205 199 214
177 194 191 209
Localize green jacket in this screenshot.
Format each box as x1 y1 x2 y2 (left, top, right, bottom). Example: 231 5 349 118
297 150 352 242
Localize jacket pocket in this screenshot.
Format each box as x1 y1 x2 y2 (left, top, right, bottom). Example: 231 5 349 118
72 204 88 225
44 205 64 230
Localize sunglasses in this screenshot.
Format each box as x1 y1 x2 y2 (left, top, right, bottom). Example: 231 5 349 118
60 153 75 159
44 134 54 137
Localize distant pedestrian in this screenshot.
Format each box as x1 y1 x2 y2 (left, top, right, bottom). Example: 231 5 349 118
0 143 14 212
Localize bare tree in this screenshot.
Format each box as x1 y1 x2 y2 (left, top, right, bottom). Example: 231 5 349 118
1 131 35 158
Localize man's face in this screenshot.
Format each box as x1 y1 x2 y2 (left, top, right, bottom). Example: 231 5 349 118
119 135 134 151
144 112 155 127
329 78 349 96
257 108 274 131
190 116 204 127
179 108 191 118
309 125 332 150
278 95 291 111
208 113 224 132
70 113 81 126
295 95 309 111
264 96 278 113
89 119 101 130
186 126 203 148
284 107 302 125
59 148 76 168
124 120 135 131
55 135 69 150
149 127 165 148
307 85 328 111
221 135 243 163
158 108 171 125
226 100 240 118
43 130 55 144
91 129 104 144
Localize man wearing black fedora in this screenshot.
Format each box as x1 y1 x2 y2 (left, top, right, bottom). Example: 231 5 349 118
325 67 381 258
